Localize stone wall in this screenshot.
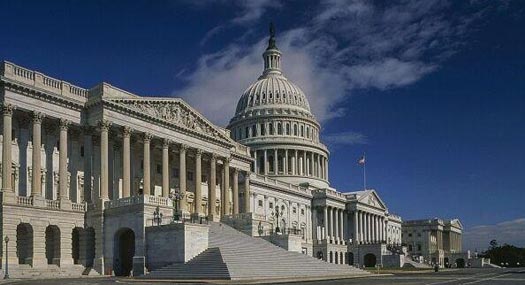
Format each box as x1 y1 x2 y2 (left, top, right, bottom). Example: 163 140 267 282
260 234 303 253
0 200 85 269
145 223 208 270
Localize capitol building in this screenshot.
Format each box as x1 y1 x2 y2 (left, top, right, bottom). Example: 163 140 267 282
0 27 465 280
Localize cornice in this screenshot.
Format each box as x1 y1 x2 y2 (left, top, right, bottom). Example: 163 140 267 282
1 76 85 111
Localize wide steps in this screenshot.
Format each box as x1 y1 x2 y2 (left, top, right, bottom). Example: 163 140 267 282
146 222 367 280
3 264 87 279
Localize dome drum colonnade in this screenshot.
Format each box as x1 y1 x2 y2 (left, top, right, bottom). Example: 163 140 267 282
228 24 329 189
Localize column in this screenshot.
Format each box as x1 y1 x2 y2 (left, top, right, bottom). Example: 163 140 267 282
122 126 131 198
325 157 329 181
292 149 297 175
334 208 339 242
1 104 14 193
353 211 359 244
284 149 288 174
253 150 258 174
232 168 239 214
323 206 328 240
366 213 371 243
208 154 217 220
303 151 307 176
263 150 268 175
179 144 187 213
162 139 169 197
330 207 336 241
99 120 111 200
359 211 364 243
243 171 250 213
222 157 230 215
59 119 69 200
340 210 344 243
143 133 152 196
310 153 314 176
194 149 202 215
273 149 278 174
31 112 44 196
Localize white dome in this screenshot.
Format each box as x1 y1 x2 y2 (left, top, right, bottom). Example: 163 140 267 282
234 73 311 115
227 24 330 189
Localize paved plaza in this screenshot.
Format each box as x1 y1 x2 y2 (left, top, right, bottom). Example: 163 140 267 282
0 268 523 285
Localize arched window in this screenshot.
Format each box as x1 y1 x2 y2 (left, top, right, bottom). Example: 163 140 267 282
245 127 250 138
294 124 298 136
252 125 257 137
277 123 282 135
300 126 304 137
286 123 290 135
306 126 310 138
269 123 274 135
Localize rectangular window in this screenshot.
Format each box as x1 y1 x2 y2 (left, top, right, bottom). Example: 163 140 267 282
301 209 305 215
187 171 194 181
80 146 85 157
292 207 297 214
269 202 274 209
156 164 161 174
258 200 263 207
173 167 179 178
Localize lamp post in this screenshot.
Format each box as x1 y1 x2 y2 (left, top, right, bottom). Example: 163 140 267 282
153 206 163 226
4 236 9 279
170 188 184 222
271 207 282 233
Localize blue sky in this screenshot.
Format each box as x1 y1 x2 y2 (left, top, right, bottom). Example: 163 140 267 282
1 0 524 250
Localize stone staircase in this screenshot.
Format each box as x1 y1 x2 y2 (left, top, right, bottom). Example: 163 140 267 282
1 264 88 279
403 256 432 268
147 222 368 280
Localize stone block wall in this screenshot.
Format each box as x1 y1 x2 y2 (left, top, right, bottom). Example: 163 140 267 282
145 223 208 270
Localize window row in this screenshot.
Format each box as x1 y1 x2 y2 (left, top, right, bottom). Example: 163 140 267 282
233 121 319 142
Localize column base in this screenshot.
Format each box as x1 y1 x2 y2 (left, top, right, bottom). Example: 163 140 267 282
59 198 72 210
132 256 146 276
32 195 46 207
93 257 105 275
208 214 221 222
1 190 16 204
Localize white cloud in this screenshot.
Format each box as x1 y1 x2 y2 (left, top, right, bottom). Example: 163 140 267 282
463 218 525 252
323 131 368 146
175 0 501 126
197 0 282 45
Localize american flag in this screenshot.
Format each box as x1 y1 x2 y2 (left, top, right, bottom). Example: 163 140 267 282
358 155 365 165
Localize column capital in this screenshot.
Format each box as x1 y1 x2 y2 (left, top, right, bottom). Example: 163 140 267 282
2 103 15 116
32 111 45 123
162 138 171 148
209 152 217 161
98 119 111 131
195 148 203 157
223 156 232 164
179 143 188 152
233 168 239 175
143 132 153 142
122 126 133 137
59 118 71 131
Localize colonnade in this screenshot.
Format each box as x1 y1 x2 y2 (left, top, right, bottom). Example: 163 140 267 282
352 210 387 244
252 148 328 180
314 206 345 244
1 104 251 219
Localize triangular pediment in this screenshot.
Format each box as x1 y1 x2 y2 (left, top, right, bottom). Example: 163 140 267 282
450 218 463 230
104 97 233 145
357 190 387 210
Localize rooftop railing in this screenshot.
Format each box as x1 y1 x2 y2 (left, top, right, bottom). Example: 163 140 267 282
2 61 89 101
